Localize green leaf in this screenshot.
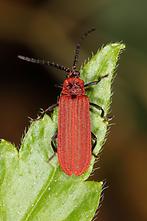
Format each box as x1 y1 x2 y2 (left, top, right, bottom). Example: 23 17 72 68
0 43 125 221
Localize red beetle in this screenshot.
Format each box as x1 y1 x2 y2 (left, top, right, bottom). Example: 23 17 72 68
18 28 108 176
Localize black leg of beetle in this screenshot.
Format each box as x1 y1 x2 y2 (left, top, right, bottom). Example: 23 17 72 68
91 132 97 150
84 74 108 88
90 102 104 118
48 132 58 162
91 132 97 158
54 83 63 88
51 132 57 153
37 103 58 120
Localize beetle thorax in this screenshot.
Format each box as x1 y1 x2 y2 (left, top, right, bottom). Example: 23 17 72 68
61 77 85 96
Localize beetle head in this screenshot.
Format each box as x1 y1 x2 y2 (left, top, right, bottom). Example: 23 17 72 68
61 77 85 96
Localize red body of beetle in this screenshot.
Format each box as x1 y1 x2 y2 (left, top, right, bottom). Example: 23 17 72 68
57 77 91 176
18 28 102 176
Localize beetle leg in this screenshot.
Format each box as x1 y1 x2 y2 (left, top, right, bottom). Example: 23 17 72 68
91 132 97 150
37 103 58 120
48 131 58 162
54 83 63 88
90 102 105 118
51 132 57 153
91 132 97 157
84 74 108 88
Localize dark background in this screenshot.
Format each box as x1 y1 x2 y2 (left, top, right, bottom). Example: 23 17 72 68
0 1 147 221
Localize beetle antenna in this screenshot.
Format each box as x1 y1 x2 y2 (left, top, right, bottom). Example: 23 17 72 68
72 27 95 70
18 55 70 73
